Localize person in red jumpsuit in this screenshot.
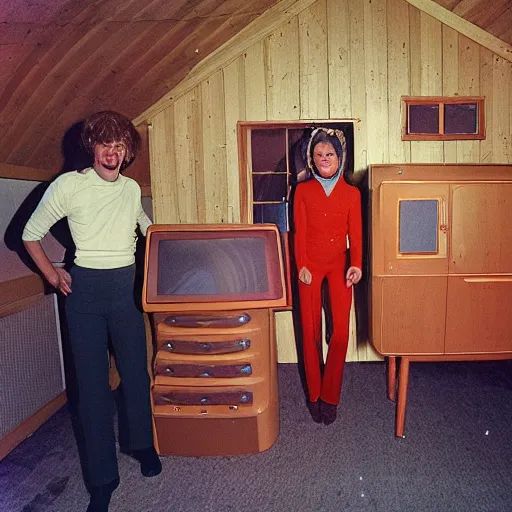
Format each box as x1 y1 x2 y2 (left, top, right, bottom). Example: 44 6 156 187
293 127 363 425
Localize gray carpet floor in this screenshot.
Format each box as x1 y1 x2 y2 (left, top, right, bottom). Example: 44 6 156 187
1 361 511 512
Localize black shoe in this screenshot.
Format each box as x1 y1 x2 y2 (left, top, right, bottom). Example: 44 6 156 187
87 477 119 512
306 400 322 423
320 400 338 425
122 446 162 477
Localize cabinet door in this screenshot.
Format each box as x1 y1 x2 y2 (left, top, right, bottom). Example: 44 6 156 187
378 183 449 275
372 276 446 355
446 276 512 354
450 182 512 274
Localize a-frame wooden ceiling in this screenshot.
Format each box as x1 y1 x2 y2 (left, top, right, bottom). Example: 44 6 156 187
434 0 512 44
0 0 511 173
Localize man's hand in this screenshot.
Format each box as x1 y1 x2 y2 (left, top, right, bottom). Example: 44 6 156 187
298 266 312 285
47 267 72 295
23 240 72 295
345 266 362 287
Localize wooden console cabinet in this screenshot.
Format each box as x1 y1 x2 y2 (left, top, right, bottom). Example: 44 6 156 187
142 224 287 456
369 164 512 437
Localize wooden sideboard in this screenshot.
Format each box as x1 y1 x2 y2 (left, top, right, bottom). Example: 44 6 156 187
369 164 512 437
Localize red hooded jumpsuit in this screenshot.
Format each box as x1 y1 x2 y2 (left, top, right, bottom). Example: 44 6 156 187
293 176 362 405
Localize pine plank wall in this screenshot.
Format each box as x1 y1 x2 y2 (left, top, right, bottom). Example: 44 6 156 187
134 0 512 363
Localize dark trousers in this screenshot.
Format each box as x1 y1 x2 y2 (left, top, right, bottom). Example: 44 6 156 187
65 264 153 487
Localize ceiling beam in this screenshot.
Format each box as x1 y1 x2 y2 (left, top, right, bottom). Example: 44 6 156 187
405 0 512 63
0 162 56 181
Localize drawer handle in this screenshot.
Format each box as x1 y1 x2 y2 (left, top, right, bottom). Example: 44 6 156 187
238 339 250 349
240 365 252 375
163 313 251 328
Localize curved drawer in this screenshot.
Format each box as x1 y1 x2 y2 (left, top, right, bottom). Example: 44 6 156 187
154 363 252 378
153 389 253 406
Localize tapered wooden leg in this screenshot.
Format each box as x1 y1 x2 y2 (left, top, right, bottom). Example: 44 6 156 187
387 356 397 402
396 357 410 438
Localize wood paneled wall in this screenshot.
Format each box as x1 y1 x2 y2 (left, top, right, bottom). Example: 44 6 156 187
140 0 512 362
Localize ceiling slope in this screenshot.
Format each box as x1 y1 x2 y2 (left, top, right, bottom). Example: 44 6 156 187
0 0 280 171
0 0 511 173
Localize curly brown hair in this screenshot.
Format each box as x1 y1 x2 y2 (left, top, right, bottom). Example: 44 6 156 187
81 111 141 169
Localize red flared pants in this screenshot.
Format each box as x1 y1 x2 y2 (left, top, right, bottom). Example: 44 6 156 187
298 264 352 405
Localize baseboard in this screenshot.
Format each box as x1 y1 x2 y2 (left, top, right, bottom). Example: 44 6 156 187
0 392 67 461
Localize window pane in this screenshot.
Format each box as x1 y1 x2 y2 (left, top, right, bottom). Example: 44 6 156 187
399 200 438 253
253 203 289 233
408 104 439 134
288 129 309 183
251 129 287 172
252 173 288 202
444 103 478 134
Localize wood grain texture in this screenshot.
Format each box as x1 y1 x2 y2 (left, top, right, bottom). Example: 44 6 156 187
327 0 351 118
201 71 228 223
0 275 45 318
348 0 367 175
442 25 460 163
457 36 481 162
411 0 512 61
363 0 389 165
244 42 268 122
1 0 283 172
2 0 512 175
298 0 328 120
411 11 444 162
387 0 411 164
145 0 512 363
149 109 179 224
223 57 246 223
265 19 300 120
0 163 56 182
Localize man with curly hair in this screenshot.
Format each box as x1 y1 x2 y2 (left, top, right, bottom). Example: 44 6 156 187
22 111 161 511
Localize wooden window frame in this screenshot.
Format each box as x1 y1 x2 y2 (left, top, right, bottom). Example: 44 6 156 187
237 120 357 308
402 96 485 141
